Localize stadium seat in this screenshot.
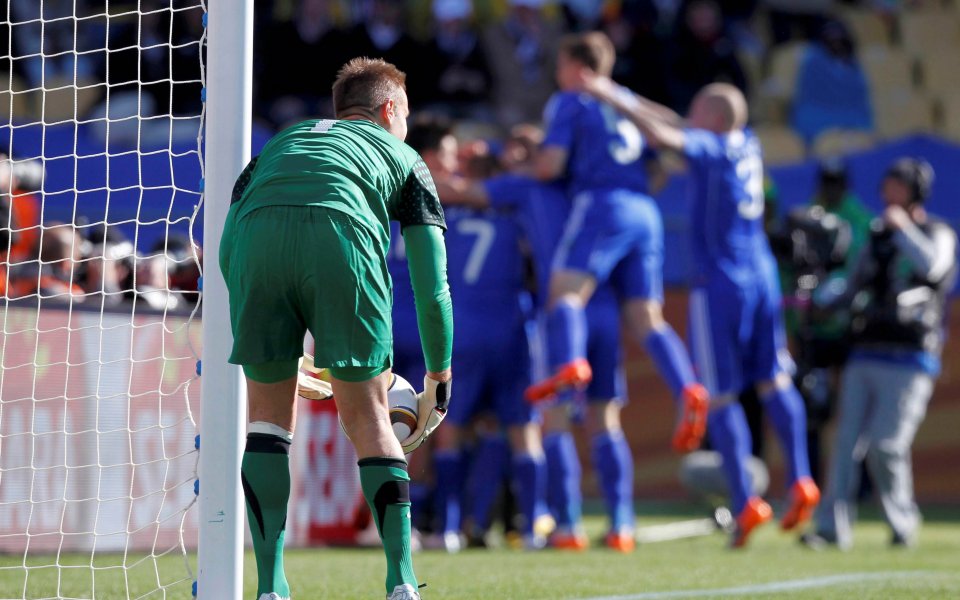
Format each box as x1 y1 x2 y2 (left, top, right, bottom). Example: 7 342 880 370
38 77 103 124
0 74 33 123
918 51 960 100
873 90 935 138
840 8 891 46
754 125 806 165
898 12 960 58
811 129 876 158
937 94 960 142
764 42 808 100
861 45 916 93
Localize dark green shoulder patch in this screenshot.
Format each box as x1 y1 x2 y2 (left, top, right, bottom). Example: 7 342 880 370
395 158 446 230
231 157 259 205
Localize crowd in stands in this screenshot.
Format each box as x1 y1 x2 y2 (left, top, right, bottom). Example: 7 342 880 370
3 0 958 308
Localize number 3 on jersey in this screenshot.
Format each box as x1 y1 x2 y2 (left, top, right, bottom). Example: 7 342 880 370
456 218 495 284
601 104 643 165
736 155 764 220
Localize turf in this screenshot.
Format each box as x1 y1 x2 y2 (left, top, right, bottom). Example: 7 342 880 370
2 510 958 600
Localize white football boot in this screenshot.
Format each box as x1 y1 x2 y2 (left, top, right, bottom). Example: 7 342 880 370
386 583 421 600
258 594 290 600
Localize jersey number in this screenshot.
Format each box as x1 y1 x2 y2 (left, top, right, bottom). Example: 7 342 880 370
456 219 495 285
735 155 764 220
601 105 643 165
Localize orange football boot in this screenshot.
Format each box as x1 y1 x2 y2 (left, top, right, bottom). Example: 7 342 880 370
780 477 821 531
550 530 589 551
671 383 709 453
524 359 592 403
730 497 773 548
604 530 636 553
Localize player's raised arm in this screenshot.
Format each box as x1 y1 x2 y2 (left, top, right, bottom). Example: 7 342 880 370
582 76 685 152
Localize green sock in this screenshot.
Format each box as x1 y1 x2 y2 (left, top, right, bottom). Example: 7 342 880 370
359 457 418 593
241 433 292 599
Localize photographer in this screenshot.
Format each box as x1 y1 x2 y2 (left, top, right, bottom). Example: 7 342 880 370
807 158 957 550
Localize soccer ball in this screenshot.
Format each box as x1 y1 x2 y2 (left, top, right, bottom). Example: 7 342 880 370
388 374 419 441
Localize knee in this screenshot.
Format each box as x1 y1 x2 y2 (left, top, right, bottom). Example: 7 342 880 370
509 423 543 455
757 372 792 397
588 401 621 436
625 300 664 338
542 405 572 433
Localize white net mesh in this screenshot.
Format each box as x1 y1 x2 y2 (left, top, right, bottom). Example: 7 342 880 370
1 1 205 597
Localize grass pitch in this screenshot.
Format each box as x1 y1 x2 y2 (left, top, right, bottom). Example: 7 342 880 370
2 508 958 599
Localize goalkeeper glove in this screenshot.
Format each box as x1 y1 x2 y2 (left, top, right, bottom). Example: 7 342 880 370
297 352 334 401
401 376 451 454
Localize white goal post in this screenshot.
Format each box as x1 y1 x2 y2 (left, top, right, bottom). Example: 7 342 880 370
0 0 253 598
196 0 253 598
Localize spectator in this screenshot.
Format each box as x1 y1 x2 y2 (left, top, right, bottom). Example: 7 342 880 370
763 0 834 45
790 20 873 145
338 0 428 106
1 154 42 298
10 0 96 89
666 0 748 113
483 0 563 127
256 0 345 126
603 2 671 106
422 0 494 121
807 158 957 550
7 223 85 301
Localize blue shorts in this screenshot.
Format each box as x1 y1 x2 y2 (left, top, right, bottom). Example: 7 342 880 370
447 302 535 427
553 189 663 302
688 261 794 398
391 306 425 388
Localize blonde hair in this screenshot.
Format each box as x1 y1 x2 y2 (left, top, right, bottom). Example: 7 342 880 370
332 57 407 116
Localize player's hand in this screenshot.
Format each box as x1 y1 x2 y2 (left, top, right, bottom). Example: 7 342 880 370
296 352 334 400
401 372 451 454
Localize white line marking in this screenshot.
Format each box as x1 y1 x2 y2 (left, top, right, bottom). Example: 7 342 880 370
579 571 934 600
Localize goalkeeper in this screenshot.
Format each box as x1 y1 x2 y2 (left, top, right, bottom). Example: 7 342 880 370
220 58 452 600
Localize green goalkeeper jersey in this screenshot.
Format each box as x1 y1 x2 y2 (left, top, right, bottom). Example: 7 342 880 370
232 118 446 242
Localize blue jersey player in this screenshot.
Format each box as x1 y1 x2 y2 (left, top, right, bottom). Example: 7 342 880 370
439 120 637 552
588 79 822 547
527 32 709 461
405 119 549 551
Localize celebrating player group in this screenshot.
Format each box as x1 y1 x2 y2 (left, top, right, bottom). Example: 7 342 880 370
223 30 820 600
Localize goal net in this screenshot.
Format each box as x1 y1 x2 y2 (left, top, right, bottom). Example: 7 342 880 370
1 1 206 598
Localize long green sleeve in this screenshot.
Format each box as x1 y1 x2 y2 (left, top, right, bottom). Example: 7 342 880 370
402 224 453 373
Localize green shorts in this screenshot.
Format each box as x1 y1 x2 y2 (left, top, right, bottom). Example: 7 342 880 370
220 204 393 372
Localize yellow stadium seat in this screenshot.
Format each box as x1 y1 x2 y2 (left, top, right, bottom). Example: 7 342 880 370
841 9 891 46
898 12 960 57
0 74 35 123
811 129 876 158
754 125 806 165
873 90 935 138
918 51 960 99
37 77 103 124
938 94 960 141
764 42 809 99
860 44 916 93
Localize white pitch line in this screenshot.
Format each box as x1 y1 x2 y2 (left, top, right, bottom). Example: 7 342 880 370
579 571 934 600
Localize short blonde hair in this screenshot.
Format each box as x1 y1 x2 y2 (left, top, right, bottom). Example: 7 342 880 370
332 57 407 116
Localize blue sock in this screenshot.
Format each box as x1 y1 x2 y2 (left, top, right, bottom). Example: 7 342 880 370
543 432 582 530
707 403 754 515
591 431 634 532
433 450 464 534
762 383 812 484
547 299 588 369
512 452 548 536
466 435 510 532
644 326 697 400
